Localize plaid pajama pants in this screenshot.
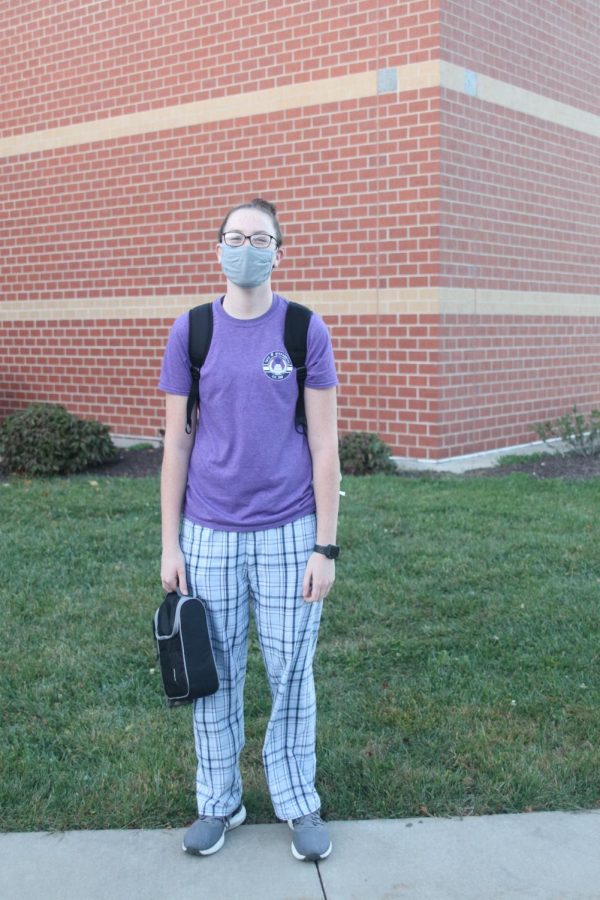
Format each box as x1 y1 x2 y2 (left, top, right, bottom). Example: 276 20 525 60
180 513 323 822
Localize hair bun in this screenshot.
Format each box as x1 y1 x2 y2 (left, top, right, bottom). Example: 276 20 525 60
252 198 277 217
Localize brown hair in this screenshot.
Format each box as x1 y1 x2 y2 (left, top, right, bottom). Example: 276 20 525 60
218 198 283 246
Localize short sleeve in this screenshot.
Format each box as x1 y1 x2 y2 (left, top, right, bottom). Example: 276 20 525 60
305 313 338 389
158 312 191 395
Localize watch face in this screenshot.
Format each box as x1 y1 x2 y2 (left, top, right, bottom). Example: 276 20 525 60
314 543 340 559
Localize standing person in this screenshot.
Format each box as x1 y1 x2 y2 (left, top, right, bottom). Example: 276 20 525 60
158 198 340 862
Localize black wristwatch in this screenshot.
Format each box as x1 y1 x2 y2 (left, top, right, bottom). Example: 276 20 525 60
313 544 340 560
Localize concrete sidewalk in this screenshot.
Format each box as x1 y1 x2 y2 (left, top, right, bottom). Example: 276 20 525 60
2 810 599 900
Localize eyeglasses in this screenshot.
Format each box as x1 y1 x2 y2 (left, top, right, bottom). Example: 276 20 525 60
222 231 278 250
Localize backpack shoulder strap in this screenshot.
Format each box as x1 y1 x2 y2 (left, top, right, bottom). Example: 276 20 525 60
284 301 313 434
186 302 214 434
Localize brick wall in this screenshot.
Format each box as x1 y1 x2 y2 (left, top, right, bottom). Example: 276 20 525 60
1 90 441 303
1 317 168 437
1 75 442 455
435 0 600 456
332 313 442 455
441 0 600 115
1 0 440 137
1 0 598 460
441 98 600 292
439 316 600 458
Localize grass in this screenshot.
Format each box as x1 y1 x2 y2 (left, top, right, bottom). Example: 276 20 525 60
1 471 599 831
496 452 549 466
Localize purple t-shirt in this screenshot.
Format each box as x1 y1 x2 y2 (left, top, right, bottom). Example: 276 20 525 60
158 293 338 531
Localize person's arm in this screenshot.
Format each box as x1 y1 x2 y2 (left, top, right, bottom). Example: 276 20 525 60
160 393 196 595
302 385 340 603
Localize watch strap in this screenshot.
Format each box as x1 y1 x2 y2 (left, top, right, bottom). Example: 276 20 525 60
313 543 340 560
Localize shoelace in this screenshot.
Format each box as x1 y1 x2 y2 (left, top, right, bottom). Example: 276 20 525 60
197 813 228 824
293 811 323 827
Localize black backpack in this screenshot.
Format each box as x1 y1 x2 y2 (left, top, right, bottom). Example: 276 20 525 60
185 300 313 435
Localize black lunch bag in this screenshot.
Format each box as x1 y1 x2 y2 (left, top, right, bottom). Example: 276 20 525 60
153 591 219 707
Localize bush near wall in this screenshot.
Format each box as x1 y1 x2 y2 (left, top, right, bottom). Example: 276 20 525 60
0 404 117 477
339 431 396 476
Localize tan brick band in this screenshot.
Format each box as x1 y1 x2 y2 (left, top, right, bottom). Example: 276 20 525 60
437 289 600 318
440 61 600 139
0 290 437 321
1 289 598 322
0 69 379 159
1 59 599 161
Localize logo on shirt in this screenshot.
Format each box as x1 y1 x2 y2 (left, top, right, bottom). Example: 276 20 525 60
263 350 293 380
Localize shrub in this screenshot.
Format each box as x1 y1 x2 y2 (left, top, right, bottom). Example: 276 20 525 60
532 405 600 457
339 431 396 475
0 403 117 476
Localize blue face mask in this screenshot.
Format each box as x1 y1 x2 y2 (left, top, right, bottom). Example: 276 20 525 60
220 243 276 288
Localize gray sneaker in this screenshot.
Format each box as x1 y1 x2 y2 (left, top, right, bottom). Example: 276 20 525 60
288 811 332 861
182 804 246 856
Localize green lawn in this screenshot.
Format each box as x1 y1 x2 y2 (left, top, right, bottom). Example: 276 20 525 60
2 471 599 831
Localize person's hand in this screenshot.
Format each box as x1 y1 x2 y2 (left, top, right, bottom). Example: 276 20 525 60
302 553 335 603
161 547 189 595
